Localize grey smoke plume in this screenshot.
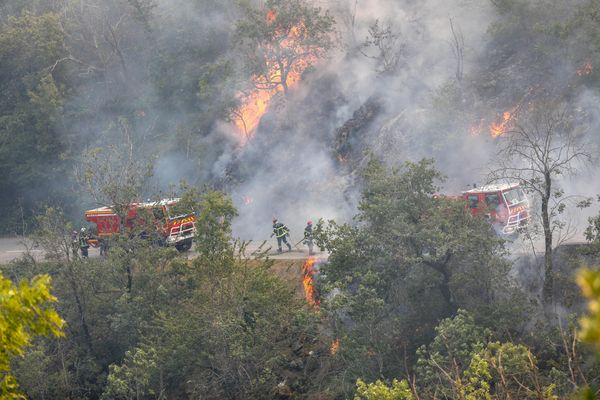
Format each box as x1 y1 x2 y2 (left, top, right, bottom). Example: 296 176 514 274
226 0 600 244
54 0 600 245
228 0 500 240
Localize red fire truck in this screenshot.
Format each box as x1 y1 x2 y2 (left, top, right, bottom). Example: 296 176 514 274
453 183 530 235
84 198 196 251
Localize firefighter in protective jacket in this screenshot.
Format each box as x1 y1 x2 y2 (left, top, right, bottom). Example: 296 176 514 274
271 218 292 253
79 227 90 258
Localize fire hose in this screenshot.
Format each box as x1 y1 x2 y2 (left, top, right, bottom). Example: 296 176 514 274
287 234 302 251
293 237 305 247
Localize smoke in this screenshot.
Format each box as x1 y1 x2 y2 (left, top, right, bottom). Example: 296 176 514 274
221 0 600 247
37 0 599 245
226 0 499 240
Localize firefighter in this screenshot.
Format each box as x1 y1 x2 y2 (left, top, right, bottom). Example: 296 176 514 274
79 227 90 258
303 220 314 256
271 218 292 253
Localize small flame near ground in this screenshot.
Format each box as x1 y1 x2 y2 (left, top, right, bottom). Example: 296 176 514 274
330 338 341 355
302 256 320 307
336 153 348 164
577 62 593 76
233 9 316 144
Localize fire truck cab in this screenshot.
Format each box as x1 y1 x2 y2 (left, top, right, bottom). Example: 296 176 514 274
84 198 196 252
459 183 529 235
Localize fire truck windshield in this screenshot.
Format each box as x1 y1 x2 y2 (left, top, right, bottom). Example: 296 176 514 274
503 188 526 206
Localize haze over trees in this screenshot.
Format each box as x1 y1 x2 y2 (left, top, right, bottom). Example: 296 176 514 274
490 98 592 304
2 0 600 399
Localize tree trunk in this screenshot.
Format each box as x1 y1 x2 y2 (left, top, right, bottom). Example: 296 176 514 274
542 172 553 304
126 264 133 293
424 254 456 315
67 264 94 352
438 266 457 315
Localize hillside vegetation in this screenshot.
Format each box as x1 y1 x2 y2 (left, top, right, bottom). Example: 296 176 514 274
2 0 600 399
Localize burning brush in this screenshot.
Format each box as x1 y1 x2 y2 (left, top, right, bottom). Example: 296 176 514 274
490 107 517 138
233 9 317 143
302 256 321 307
330 338 341 355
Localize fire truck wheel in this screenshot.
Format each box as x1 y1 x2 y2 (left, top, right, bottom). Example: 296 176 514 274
175 240 193 252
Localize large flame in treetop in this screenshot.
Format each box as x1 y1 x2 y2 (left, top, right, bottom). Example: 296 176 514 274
302 256 320 307
233 9 317 144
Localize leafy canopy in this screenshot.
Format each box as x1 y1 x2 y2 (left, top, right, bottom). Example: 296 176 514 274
0 273 64 399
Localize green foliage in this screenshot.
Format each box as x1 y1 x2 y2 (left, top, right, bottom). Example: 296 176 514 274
79 129 155 221
0 12 64 80
354 378 413 400
101 346 159 400
0 11 67 233
481 342 558 400
578 268 600 351
2 2 600 398
10 342 61 400
151 255 319 398
0 273 64 399
583 200 600 259
194 189 239 263
416 312 562 399
3 189 331 399
32 207 76 262
317 158 521 391
416 310 489 398
461 353 493 400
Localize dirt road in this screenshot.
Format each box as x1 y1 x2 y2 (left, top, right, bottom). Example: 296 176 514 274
0 237 325 264
0 237 43 264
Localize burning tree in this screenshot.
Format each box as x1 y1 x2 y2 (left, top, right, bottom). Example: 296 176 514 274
302 256 320 307
490 99 591 305
235 0 335 94
232 0 335 138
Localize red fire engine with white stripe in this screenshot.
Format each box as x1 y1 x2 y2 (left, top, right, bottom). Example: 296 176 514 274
454 183 530 235
84 198 196 251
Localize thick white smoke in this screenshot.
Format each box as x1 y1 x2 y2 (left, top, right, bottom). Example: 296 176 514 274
61 0 600 245
229 0 500 240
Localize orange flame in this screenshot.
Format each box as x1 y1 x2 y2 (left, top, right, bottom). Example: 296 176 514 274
233 11 316 143
330 338 341 355
234 90 272 143
302 256 320 307
577 62 593 76
490 107 518 138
